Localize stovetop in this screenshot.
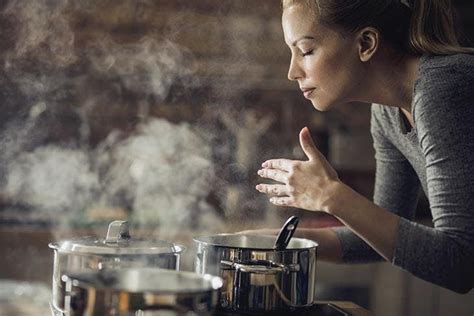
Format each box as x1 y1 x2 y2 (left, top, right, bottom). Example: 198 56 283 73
214 303 351 316
52 302 351 316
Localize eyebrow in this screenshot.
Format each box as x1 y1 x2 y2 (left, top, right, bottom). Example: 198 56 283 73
291 36 316 46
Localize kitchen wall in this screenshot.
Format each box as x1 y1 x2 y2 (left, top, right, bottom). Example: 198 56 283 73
0 0 339 228
1 1 474 315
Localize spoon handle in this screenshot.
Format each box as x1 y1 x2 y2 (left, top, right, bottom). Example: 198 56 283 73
274 216 299 251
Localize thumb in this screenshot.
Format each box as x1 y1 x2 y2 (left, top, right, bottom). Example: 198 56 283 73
299 127 319 160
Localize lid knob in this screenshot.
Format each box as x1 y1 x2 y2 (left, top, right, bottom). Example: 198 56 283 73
105 220 131 244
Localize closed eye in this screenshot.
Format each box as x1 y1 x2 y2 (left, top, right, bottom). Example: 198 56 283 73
302 50 314 57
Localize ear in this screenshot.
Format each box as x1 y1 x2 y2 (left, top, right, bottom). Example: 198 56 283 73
357 27 379 62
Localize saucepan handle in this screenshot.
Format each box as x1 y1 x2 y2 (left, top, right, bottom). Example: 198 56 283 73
220 260 299 274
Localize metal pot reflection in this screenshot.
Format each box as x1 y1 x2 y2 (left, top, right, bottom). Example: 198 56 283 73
193 234 318 313
61 268 223 316
49 220 185 313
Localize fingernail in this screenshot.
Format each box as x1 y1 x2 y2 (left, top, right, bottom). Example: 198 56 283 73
256 184 262 191
262 162 268 168
257 169 263 176
269 198 275 203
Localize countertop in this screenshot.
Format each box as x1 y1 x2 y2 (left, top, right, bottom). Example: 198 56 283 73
215 301 373 315
321 301 373 316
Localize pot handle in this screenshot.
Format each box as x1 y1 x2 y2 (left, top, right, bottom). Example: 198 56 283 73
105 220 131 243
221 260 299 274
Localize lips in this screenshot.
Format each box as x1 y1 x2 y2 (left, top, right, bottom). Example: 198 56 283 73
300 87 315 99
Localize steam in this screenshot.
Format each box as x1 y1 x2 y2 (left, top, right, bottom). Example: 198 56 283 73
87 38 198 98
96 119 219 229
3 0 76 67
2 117 221 231
5 146 98 213
0 0 220 230
0 0 277 236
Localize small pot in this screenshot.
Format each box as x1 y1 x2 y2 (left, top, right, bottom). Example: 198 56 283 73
59 268 223 316
193 234 318 313
49 220 185 312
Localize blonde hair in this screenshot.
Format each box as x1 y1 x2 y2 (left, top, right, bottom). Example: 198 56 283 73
282 0 474 55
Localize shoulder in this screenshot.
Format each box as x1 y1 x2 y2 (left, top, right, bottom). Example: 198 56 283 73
414 54 474 124
419 53 474 74
413 55 474 153
415 54 474 98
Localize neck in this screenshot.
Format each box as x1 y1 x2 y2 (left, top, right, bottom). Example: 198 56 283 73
357 51 421 113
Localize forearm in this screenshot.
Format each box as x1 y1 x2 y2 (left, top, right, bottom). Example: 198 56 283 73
295 228 343 263
328 182 400 262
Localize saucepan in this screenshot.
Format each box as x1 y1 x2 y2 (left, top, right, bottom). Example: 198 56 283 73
59 267 223 316
49 220 185 313
193 216 318 313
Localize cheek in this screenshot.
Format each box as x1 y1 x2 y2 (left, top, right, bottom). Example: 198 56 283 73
319 55 357 95
309 58 356 110
311 41 358 84
308 53 345 86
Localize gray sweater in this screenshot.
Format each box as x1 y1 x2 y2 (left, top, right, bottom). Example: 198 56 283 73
333 54 474 294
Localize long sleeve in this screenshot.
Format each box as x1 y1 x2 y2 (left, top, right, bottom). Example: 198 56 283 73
335 54 474 293
333 104 421 263
391 58 474 294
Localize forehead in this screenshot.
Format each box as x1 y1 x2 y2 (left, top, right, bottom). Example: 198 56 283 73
282 4 319 45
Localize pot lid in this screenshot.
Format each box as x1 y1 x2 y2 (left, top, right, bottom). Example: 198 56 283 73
49 220 184 255
62 268 223 293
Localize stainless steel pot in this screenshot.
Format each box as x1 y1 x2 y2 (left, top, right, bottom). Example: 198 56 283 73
59 268 223 316
49 220 185 313
193 234 318 313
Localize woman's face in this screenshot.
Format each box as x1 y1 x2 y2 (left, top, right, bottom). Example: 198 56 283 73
282 4 363 111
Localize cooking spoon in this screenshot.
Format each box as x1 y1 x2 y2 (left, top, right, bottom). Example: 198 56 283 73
273 216 299 251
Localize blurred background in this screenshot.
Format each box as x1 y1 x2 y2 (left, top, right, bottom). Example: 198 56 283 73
0 1 473 315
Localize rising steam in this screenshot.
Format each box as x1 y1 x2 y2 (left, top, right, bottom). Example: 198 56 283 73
0 0 222 231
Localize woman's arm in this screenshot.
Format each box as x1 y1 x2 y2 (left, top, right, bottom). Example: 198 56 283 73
387 62 474 294
329 104 422 264
258 77 474 293
256 125 411 263
296 227 344 262
328 184 400 262
257 117 474 293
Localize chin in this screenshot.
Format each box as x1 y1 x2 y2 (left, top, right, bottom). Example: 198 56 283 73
310 99 333 112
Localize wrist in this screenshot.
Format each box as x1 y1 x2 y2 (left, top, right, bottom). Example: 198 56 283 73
323 181 355 216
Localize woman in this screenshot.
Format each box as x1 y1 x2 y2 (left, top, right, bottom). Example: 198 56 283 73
255 0 474 294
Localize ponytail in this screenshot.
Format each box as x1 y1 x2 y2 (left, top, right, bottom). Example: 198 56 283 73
409 0 474 55
282 0 474 56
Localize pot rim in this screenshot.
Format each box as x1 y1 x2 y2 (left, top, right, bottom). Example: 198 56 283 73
193 233 318 251
48 239 186 255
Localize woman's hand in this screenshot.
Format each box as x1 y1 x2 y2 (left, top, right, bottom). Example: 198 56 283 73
256 127 341 214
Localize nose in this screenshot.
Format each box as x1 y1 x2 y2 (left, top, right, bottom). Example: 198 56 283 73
287 55 304 81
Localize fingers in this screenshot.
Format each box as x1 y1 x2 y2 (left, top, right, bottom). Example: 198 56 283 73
257 168 288 184
299 127 320 161
256 184 288 196
256 183 296 207
261 159 294 172
269 196 295 207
